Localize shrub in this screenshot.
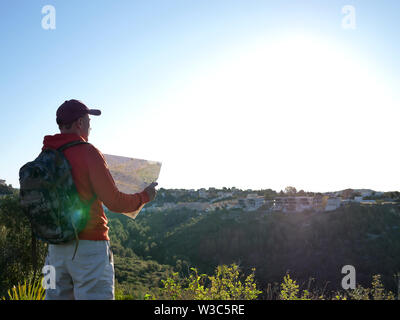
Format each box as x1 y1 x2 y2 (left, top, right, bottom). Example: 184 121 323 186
346 274 395 300
280 273 312 300
1 277 45 300
145 263 262 300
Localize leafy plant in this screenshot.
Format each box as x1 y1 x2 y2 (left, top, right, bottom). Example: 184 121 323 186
1 277 45 300
279 273 312 300
345 274 395 300
145 263 262 300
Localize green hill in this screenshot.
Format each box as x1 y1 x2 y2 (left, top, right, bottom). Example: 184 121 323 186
107 203 400 293
2 190 400 299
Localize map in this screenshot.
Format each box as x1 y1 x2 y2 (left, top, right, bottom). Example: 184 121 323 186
103 154 162 219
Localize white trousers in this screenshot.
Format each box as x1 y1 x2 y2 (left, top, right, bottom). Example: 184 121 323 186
44 240 115 300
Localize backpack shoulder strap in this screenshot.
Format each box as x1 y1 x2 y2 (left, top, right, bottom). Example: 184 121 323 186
57 140 91 152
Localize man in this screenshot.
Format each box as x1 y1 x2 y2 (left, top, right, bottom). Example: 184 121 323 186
42 99 157 300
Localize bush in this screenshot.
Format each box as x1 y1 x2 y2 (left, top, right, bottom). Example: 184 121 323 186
0 195 47 297
145 263 262 300
278 273 396 300
345 274 395 300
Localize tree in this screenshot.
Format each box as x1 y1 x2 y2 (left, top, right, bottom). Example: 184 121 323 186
297 189 306 196
284 186 297 196
0 195 47 296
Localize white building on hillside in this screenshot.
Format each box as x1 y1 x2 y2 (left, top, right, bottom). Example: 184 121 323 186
354 196 363 202
325 197 342 211
272 197 314 212
360 200 377 205
198 189 208 198
246 193 258 198
0 179 6 186
361 191 373 197
217 191 233 198
238 196 265 211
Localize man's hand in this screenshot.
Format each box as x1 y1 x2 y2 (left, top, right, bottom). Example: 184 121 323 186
144 182 158 202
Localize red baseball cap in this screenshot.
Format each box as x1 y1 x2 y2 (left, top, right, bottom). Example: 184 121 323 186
56 99 101 125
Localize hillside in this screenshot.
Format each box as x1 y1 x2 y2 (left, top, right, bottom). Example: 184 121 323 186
107 202 400 294
2 187 400 298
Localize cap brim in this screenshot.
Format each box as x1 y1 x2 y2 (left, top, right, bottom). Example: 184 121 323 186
88 109 101 116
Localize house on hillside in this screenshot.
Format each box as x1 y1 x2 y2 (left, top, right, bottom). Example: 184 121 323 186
225 201 241 210
238 196 265 211
359 190 376 197
271 195 343 213
296 197 314 212
312 195 325 212
248 197 265 211
216 191 233 199
272 196 314 213
360 200 377 205
198 189 208 198
325 197 342 211
246 193 258 198
0 179 6 186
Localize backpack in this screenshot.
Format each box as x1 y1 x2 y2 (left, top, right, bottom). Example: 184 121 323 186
19 140 96 263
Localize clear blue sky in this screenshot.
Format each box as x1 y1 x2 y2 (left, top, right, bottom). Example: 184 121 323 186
1 0 400 192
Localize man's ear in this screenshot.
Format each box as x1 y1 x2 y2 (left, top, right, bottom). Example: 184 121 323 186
75 117 83 129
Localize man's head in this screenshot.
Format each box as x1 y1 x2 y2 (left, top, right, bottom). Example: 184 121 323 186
56 99 101 141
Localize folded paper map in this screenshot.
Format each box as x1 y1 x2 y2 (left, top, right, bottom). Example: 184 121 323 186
103 154 162 219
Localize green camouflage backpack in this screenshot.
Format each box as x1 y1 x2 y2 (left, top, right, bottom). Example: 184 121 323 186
19 140 96 260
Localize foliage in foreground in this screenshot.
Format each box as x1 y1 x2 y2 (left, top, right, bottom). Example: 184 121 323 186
0 195 47 297
277 273 395 300
142 264 397 300
1 276 45 300
144 264 261 300
1 265 397 300
140 265 398 300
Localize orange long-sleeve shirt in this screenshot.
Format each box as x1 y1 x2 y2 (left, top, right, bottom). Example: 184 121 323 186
42 133 150 240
